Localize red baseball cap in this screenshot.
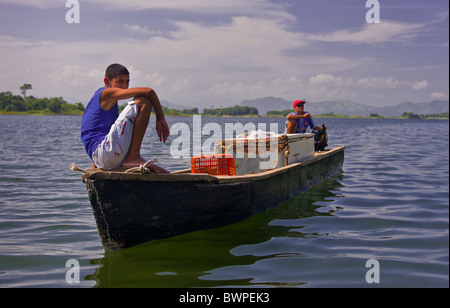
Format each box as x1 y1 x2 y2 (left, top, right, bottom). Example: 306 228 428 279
293 99 306 108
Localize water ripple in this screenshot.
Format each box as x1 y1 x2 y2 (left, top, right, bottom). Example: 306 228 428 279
0 116 448 288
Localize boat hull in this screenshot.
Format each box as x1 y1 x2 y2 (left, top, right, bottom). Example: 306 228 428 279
83 146 345 252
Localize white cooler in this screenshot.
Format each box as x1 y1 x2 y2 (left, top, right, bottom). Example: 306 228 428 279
215 133 315 175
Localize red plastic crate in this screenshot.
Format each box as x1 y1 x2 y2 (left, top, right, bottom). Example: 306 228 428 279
191 154 236 176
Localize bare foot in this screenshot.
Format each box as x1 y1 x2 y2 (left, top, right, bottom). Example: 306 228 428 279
122 157 170 174
122 156 147 168
148 163 171 174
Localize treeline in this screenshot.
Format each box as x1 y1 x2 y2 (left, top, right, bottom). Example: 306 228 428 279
122 105 258 117
163 106 199 116
266 110 356 118
401 112 449 119
118 105 199 116
266 110 383 118
203 105 259 116
0 91 85 115
266 109 449 119
266 109 291 117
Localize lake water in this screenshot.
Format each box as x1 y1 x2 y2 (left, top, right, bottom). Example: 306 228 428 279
0 115 448 288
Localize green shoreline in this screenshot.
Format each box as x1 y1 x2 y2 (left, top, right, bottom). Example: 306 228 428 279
1 110 448 120
0 110 84 116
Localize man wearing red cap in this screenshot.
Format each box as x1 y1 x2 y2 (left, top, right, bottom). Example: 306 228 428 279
285 99 322 134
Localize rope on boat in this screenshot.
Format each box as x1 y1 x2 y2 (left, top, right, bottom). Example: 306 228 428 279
70 163 88 174
278 134 291 166
218 135 292 166
124 160 158 174
70 160 158 175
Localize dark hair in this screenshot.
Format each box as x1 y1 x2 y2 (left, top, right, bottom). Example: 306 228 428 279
105 63 129 80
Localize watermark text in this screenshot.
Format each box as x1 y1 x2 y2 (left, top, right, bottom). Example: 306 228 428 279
365 259 381 284
65 259 80 284
366 0 381 24
66 0 80 24
170 115 280 170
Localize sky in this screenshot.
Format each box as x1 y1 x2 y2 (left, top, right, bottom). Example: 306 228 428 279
0 0 448 108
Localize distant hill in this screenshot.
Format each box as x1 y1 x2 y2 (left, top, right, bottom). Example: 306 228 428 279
376 100 449 117
160 100 192 111
240 97 291 115
240 97 449 117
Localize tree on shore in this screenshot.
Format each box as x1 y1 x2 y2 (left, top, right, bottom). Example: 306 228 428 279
369 113 383 118
203 105 259 116
20 84 32 98
0 91 85 114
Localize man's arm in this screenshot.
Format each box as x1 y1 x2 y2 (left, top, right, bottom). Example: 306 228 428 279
286 113 311 121
101 87 169 142
313 124 327 131
101 87 160 114
144 89 165 121
143 90 169 142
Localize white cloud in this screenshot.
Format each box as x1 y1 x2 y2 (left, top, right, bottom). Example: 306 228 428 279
96 0 292 20
167 17 305 66
0 35 54 49
308 74 355 87
0 1 447 107
0 0 56 9
0 0 291 19
309 74 336 85
49 65 104 87
122 24 162 36
412 80 428 90
308 74 430 92
305 20 427 44
207 77 303 102
144 73 166 87
0 14 306 104
356 77 403 89
430 92 448 100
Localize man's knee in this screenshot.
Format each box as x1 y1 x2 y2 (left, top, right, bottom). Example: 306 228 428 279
134 95 151 105
286 120 296 134
134 96 152 113
287 119 297 128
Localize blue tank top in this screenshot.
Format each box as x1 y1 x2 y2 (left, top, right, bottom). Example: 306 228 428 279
284 111 315 134
80 87 119 159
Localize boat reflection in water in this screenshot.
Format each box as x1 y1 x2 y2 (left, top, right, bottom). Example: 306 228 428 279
86 171 345 288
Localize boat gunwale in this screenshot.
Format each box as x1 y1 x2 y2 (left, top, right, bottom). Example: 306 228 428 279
82 146 345 184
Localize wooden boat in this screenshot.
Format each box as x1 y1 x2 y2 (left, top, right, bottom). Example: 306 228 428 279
82 146 345 252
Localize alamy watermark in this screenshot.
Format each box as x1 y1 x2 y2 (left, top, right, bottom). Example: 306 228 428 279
366 0 381 24
65 258 382 285
66 0 80 24
65 259 80 284
365 259 381 284
170 115 280 170
65 1 379 25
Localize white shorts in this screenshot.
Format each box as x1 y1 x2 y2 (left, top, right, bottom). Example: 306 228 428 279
92 101 138 169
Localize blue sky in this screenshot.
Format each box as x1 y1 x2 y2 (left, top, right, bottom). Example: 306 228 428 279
0 0 448 108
